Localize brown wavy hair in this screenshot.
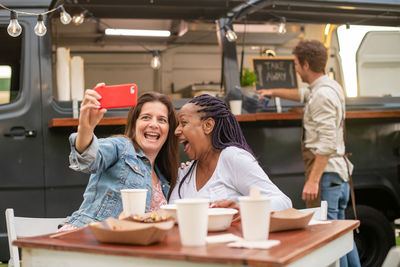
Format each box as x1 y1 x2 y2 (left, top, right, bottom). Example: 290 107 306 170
124 92 178 199
292 40 328 73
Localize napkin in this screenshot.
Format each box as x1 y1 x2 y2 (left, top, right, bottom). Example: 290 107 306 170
308 220 332 226
206 234 243 243
227 240 280 249
207 234 280 249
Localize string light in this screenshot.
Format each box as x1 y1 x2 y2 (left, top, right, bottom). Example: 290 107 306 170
1 2 175 64
224 25 237 42
0 3 75 37
72 10 88 25
34 14 47 36
7 11 22 37
150 50 161 70
58 6 72 25
278 17 287 34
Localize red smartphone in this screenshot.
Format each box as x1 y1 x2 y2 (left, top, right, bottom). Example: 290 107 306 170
94 83 137 109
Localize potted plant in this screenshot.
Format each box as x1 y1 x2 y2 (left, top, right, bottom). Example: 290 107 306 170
241 67 258 89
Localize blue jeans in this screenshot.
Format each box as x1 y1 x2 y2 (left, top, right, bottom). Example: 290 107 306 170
320 172 361 267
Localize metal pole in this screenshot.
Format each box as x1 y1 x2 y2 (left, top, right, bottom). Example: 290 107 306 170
216 17 241 100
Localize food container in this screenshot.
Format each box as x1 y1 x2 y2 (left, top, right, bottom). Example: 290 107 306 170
89 217 174 245
160 204 178 223
269 208 314 232
161 205 238 231
207 208 238 232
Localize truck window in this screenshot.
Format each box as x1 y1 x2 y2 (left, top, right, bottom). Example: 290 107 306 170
0 26 22 105
337 25 399 97
0 65 11 104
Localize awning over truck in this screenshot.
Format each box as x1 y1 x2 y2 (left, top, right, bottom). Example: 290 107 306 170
49 0 400 26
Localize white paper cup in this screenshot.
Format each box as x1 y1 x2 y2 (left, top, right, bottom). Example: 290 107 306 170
239 196 270 241
175 198 209 246
229 100 242 115
120 189 148 216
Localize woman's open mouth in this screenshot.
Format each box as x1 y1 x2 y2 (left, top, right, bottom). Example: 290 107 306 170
144 132 160 141
180 140 189 153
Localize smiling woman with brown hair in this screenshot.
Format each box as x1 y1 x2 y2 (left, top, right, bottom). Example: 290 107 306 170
59 85 178 231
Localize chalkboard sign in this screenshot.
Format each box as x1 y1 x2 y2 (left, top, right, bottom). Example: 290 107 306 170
251 57 298 90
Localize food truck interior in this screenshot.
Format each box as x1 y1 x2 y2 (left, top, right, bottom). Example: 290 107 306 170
0 1 399 266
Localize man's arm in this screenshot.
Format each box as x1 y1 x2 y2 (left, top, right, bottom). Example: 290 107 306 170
302 154 329 201
258 88 300 102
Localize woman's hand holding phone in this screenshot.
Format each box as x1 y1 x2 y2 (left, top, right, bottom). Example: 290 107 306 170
75 83 107 153
80 84 108 128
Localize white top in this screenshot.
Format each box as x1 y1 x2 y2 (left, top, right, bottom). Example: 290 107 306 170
169 146 292 211
298 75 353 181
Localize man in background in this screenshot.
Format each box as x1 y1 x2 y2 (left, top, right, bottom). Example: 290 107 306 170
258 40 360 267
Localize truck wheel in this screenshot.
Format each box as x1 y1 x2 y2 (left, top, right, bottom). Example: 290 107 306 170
345 205 395 267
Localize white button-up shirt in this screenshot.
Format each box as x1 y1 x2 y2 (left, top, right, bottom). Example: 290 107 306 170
299 75 353 182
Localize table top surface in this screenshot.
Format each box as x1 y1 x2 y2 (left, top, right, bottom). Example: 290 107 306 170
14 220 359 266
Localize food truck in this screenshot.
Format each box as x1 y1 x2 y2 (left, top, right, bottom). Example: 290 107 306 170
0 1 399 266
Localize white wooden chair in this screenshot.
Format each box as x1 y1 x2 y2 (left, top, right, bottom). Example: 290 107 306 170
5 208 66 267
299 200 328 220
382 246 400 267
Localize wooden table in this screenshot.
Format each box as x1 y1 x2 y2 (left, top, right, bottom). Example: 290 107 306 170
14 220 359 267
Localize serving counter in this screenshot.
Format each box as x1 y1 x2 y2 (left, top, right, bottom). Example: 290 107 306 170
48 110 400 127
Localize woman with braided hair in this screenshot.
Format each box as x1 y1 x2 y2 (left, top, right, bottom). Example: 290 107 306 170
169 94 292 211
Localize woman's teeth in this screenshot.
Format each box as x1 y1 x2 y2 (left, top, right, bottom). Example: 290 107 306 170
145 133 159 140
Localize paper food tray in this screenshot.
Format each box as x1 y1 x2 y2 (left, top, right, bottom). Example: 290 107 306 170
269 208 314 232
89 217 174 245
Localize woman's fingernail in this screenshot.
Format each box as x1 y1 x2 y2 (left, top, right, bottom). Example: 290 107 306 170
209 203 216 208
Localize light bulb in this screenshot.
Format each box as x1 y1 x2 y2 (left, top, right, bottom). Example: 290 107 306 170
34 14 47 36
225 28 237 42
278 17 287 34
150 51 161 70
263 49 276 57
7 11 22 37
72 11 86 25
59 6 72 25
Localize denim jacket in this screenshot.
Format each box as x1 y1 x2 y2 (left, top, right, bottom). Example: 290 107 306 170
66 133 170 228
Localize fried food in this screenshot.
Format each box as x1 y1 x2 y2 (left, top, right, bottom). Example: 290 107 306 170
132 213 168 223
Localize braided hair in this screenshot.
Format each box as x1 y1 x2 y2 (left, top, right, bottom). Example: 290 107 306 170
189 94 254 155
178 94 255 198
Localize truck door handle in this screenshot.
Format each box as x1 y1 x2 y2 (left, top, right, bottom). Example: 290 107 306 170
4 126 37 137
